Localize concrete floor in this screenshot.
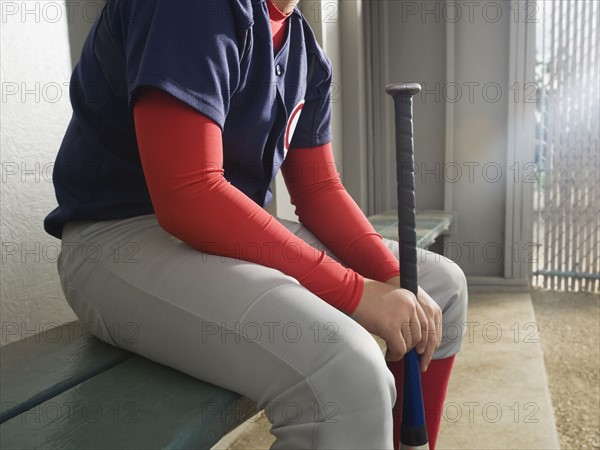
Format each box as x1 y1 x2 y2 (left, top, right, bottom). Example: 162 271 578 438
212 292 560 450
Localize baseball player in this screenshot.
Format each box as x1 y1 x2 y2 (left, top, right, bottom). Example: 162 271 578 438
44 1 468 448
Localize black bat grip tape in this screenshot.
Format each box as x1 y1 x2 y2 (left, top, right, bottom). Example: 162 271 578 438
386 84 420 297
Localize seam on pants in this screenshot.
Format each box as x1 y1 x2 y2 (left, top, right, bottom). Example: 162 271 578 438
66 286 121 347
237 282 293 324
239 284 325 428
58 259 119 346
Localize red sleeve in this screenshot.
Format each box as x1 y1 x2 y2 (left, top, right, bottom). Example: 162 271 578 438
281 143 401 283
133 87 363 314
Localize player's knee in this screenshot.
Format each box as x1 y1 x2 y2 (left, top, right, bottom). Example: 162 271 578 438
437 258 468 356
285 335 395 448
329 337 396 419
446 259 468 315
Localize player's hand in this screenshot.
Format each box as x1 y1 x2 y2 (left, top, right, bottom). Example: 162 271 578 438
386 276 442 372
351 278 425 362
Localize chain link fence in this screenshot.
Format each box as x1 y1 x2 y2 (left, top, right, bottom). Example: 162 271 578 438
533 0 599 292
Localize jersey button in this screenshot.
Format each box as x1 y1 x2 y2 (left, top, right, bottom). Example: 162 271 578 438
275 64 283 76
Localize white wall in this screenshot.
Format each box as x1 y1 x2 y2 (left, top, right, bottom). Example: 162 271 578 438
448 3 510 278
0 1 102 345
386 0 448 210
377 0 518 281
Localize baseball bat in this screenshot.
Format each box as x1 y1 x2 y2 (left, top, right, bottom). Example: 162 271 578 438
385 83 428 450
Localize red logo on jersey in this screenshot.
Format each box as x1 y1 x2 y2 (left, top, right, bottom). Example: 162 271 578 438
284 100 305 156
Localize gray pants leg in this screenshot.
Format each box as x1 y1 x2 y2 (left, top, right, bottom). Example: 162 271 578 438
57 214 467 450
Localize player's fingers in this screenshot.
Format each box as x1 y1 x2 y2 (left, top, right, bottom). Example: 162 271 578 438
420 318 437 372
414 301 428 354
416 288 443 356
407 308 423 352
385 330 407 362
435 313 443 350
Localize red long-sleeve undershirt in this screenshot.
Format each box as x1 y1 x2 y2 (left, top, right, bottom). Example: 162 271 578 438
281 146 400 283
133 89 363 313
132 1 400 314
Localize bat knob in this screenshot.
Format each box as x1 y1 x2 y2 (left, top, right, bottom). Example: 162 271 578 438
385 83 422 99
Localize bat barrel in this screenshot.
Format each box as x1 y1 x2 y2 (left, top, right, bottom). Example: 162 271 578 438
385 83 428 449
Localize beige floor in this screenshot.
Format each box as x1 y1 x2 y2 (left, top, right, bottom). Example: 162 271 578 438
212 292 560 450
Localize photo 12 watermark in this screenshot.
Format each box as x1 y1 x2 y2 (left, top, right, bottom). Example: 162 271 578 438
1 240 141 264
2 400 140 425
1 1 105 25
200 320 340 345
0 320 140 346
396 1 539 25
415 81 539 105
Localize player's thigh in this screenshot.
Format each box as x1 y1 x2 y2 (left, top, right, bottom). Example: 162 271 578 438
57 214 390 407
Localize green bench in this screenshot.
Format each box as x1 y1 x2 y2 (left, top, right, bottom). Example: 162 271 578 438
368 209 454 252
0 322 258 449
0 210 453 450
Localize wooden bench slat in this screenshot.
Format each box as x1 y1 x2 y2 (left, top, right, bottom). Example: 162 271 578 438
0 356 258 450
368 210 454 248
0 321 132 424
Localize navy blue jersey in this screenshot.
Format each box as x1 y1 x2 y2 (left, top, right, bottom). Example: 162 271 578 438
44 0 333 239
